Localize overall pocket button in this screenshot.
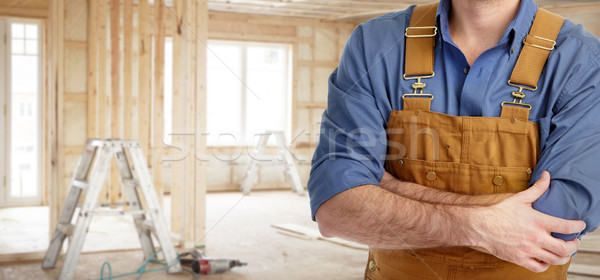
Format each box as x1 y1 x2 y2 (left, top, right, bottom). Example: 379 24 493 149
426 172 436 181
493 176 504 186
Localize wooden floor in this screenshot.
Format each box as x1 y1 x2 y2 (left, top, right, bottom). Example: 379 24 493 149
0 191 598 279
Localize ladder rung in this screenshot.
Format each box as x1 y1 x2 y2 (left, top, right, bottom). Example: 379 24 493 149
122 179 140 187
72 180 88 189
94 210 147 216
99 202 130 208
57 223 74 236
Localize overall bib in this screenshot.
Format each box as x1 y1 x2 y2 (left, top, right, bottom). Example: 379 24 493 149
365 3 571 280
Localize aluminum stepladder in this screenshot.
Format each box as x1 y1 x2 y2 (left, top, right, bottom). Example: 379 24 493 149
240 131 305 196
42 139 181 279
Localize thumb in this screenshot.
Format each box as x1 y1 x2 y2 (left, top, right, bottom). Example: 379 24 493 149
520 171 551 203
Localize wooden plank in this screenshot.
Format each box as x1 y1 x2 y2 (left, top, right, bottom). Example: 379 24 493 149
49 0 65 239
170 0 184 244
64 93 87 102
0 6 48 18
87 0 98 139
98 0 109 203
208 31 311 43
297 60 338 68
138 0 151 162
63 146 84 155
271 224 368 250
153 0 166 207
64 40 87 49
194 0 209 246
182 0 197 248
568 264 600 277
296 102 327 109
123 0 133 141
109 0 121 204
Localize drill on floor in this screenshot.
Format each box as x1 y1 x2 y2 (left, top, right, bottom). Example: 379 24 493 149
179 249 247 275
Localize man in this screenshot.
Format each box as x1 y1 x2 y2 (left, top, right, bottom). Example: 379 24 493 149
307 0 600 279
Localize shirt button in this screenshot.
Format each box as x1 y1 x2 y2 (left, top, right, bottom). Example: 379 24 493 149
369 260 376 271
426 172 436 181
493 176 504 186
463 67 470 74
398 159 404 165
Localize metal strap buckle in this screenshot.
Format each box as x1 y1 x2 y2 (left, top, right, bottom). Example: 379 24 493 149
502 80 536 110
405 26 438 38
402 73 435 99
523 35 556 51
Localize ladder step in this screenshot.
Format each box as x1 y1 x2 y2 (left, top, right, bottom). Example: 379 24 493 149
93 210 147 216
99 202 130 208
122 179 140 187
57 223 75 236
71 180 88 189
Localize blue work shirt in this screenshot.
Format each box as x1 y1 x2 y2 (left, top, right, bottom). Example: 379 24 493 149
307 0 600 241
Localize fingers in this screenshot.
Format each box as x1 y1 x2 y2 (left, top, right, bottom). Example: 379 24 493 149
520 258 550 273
545 216 586 235
519 171 551 203
541 236 580 257
533 248 572 266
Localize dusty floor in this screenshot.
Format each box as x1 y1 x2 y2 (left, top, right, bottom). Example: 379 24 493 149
0 191 366 279
0 190 599 280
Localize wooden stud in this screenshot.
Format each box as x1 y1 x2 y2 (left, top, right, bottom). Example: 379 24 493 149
87 0 98 139
98 0 109 202
138 0 151 161
153 0 166 207
170 0 184 243
194 0 209 246
182 0 197 248
49 0 65 239
109 0 121 203
123 0 133 141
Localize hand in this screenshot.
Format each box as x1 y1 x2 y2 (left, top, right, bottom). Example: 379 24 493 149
469 171 586 273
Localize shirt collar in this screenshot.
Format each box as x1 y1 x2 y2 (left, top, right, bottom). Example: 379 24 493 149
436 0 538 53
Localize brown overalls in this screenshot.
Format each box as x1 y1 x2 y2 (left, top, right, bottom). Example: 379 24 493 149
365 3 571 280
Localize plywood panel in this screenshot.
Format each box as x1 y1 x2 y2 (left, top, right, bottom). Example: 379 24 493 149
64 0 87 42
314 28 337 61
64 48 87 93
313 67 332 103
297 26 313 38
63 102 87 147
297 67 312 102
298 43 312 61
296 108 311 144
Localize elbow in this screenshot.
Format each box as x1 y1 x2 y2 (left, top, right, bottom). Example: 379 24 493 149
314 200 344 238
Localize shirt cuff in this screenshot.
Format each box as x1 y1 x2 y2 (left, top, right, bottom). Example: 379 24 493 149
307 156 381 221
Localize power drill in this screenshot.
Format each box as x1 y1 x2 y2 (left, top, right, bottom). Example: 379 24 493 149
179 249 247 275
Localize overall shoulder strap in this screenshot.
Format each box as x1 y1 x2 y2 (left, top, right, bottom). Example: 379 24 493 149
509 9 565 88
403 2 438 111
404 2 438 77
502 8 565 120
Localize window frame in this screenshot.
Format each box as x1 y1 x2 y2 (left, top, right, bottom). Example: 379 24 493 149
0 18 44 207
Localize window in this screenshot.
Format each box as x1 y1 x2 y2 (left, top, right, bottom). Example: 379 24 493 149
0 19 43 206
206 41 291 146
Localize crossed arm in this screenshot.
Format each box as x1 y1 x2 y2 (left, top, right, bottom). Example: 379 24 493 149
315 171 585 273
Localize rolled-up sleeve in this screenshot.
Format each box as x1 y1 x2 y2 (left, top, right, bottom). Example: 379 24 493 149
532 38 600 240
307 26 388 220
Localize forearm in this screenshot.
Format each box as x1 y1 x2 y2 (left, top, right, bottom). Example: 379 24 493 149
316 184 478 250
380 172 511 206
